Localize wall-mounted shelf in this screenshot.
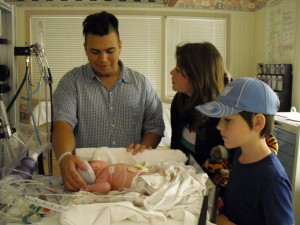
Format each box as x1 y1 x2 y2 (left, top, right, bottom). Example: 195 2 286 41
257 64 292 112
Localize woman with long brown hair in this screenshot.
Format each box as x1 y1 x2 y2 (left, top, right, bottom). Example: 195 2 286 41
170 42 230 167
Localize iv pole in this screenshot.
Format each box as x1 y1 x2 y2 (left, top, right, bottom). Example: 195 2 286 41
6 43 53 176
0 51 53 179
31 43 53 175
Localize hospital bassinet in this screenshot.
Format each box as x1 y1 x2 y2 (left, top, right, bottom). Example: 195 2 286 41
0 147 218 225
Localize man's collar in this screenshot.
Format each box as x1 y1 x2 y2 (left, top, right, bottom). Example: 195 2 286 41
118 60 132 84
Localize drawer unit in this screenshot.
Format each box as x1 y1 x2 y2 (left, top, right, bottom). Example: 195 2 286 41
274 128 295 182
274 116 300 224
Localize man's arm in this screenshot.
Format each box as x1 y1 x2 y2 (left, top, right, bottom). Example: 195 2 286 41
127 75 164 154
142 132 162 148
52 121 86 191
52 121 75 159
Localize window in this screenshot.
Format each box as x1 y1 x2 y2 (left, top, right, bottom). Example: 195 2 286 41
30 13 227 100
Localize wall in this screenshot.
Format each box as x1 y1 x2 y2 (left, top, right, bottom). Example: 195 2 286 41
253 7 266 67
13 0 299 111
253 1 299 111
292 1 300 111
229 11 256 77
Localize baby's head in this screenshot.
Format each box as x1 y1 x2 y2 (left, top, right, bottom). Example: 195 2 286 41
196 77 280 137
89 160 109 172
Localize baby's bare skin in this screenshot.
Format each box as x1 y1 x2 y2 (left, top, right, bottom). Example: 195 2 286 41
82 160 163 194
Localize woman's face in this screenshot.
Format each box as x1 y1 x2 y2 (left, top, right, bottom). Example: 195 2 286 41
170 63 194 97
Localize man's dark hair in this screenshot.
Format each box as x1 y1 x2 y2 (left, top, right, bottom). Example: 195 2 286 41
83 11 120 40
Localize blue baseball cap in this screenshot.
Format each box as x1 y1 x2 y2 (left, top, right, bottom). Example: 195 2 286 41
195 77 280 118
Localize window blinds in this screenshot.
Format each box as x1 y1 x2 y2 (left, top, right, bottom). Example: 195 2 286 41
30 13 227 100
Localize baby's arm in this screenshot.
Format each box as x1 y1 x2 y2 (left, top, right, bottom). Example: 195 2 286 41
154 168 164 174
82 180 111 194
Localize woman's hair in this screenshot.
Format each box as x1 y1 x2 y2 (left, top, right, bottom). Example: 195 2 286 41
239 111 274 137
83 11 120 41
175 42 225 129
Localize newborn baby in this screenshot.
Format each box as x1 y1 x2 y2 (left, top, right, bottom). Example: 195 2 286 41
80 160 165 195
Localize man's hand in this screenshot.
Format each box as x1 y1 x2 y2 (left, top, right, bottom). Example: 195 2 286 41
59 155 87 191
127 143 152 155
127 132 161 154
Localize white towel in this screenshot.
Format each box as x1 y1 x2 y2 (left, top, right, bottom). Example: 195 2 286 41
62 162 209 225
60 201 167 225
143 162 207 211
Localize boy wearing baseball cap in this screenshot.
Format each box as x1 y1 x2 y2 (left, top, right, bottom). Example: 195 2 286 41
196 77 294 225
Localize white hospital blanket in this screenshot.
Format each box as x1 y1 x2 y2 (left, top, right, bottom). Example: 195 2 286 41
60 162 209 225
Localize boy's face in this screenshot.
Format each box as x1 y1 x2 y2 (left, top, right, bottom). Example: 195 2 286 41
217 113 257 149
